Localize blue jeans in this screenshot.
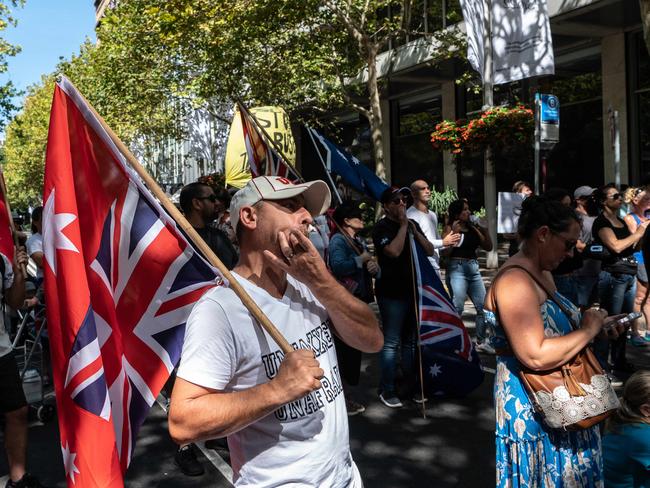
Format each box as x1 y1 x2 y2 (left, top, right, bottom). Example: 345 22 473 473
377 296 417 396
553 274 578 306
575 274 599 308
596 271 636 369
445 258 488 341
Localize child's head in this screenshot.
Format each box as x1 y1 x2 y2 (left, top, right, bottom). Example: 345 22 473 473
613 371 650 425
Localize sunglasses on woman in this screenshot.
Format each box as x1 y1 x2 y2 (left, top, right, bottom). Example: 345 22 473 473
608 193 622 200
390 196 408 205
551 231 577 252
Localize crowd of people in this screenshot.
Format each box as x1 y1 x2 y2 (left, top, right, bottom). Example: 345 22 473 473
166 176 650 486
3 174 650 487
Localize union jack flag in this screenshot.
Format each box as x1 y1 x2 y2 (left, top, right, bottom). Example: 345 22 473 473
409 235 483 397
44 76 219 487
239 103 295 179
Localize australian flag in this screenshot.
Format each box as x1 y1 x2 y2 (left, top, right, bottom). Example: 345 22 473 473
43 76 219 487
409 235 484 397
307 127 389 202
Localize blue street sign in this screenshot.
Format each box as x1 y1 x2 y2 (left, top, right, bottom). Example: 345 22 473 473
535 93 560 143
538 94 559 125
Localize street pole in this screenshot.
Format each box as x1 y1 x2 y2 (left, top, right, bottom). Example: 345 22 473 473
483 0 498 269
306 127 344 205
534 95 540 194
609 106 621 187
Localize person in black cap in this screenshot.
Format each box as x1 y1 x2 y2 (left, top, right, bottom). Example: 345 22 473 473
372 186 434 408
329 202 379 415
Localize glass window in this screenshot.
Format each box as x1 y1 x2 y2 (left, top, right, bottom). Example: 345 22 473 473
632 30 650 182
639 92 650 179
392 94 444 189
541 55 603 190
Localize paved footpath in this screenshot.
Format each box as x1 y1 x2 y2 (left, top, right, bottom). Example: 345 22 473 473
2 243 649 486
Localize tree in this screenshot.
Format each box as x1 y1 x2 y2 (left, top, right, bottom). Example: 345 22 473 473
3 75 54 208
3 36 197 206
0 1 25 129
94 0 466 179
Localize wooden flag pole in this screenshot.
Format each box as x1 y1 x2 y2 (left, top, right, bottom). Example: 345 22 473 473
408 233 427 419
305 126 344 205
77 92 293 354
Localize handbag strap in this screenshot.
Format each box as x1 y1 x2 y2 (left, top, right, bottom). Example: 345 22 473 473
491 264 578 331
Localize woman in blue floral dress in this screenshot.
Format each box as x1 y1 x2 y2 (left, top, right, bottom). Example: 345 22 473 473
485 196 622 487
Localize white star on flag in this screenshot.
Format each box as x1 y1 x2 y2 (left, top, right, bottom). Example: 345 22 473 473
42 188 79 276
429 363 442 378
61 441 80 484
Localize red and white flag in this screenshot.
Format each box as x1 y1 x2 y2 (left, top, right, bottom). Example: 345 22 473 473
0 170 14 261
239 103 295 179
43 76 219 487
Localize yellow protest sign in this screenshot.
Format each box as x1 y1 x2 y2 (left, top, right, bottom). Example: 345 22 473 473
225 106 296 188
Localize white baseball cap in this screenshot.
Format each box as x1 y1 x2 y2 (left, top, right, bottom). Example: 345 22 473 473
573 185 595 200
229 176 331 231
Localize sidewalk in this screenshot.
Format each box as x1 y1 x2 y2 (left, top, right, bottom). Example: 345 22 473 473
2 241 650 487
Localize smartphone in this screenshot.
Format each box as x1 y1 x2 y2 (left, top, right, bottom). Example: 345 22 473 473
589 245 604 253
605 311 643 329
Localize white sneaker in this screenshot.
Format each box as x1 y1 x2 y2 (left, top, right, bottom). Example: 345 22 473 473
379 393 403 408
475 341 496 355
412 394 428 404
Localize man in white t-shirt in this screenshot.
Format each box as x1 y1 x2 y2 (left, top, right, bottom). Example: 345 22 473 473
406 180 460 272
169 176 383 487
25 206 43 283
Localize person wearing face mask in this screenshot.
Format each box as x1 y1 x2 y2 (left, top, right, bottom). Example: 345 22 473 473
328 202 379 416
603 370 650 488
372 186 434 408
593 184 650 377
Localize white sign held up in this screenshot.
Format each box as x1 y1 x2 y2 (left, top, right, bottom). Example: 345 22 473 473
497 192 525 234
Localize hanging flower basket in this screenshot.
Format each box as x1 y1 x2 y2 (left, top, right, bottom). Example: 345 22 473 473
430 120 467 154
430 105 534 154
465 105 534 150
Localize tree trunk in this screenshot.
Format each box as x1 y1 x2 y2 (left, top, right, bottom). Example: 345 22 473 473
365 46 387 182
642 0 650 55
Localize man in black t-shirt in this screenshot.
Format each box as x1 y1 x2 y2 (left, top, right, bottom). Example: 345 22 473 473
372 187 434 408
180 182 238 270
172 182 239 475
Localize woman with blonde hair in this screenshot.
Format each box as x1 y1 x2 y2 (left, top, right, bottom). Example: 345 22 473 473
624 185 650 346
603 370 650 487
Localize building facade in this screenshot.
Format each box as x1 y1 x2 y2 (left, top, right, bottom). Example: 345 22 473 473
301 0 646 209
